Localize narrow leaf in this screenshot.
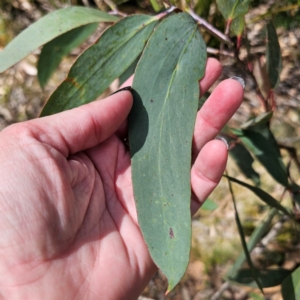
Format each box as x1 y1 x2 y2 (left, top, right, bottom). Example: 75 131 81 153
0 7 118 73
38 23 98 88
231 268 292 288
129 12 206 291
232 128 289 187
224 175 291 217
248 123 281 157
266 20 282 89
282 266 300 300
40 15 158 116
241 111 273 129
227 208 277 278
227 176 264 294
229 143 260 186
216 0 250 21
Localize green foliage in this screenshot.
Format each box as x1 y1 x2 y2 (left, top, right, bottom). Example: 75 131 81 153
266 20 282 88
40 15 158 116
216 0 251 21
282 266 300 299
129 13 206 290
0 7 118 72
229 143 261 186
1 0 300 297
38 23 97 88
232 128 289 187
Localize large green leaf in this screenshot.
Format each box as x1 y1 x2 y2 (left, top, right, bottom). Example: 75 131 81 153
38 23 98 89
129 12 206 291
40 15 158 116
229 143 260 186
0 7 118 73
266 21 282 89
232 128 289 187
224 175 291 217
282 266 300 300
216 0 250 21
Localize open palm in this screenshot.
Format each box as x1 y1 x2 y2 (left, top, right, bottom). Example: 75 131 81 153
0 58 243 299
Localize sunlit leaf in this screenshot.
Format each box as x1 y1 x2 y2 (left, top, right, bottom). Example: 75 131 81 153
241 112 273 129
282 266 300 300
41 15 158 116
232 128 289 187
38 23 98 89
224 175 291 217
229 143 260 186
201 199 218 211
129 12 206 292
266 20 282 89
0 7 118 73
230 16 245 36
216 0 250 21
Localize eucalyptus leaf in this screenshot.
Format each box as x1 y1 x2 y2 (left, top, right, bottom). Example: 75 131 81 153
240 112 273 129
224 175 291 217
41 15 158 116
38 23 98 89
129 12 206 291
248 124 281 157
232 128 289 187
201 199 218 211
282 266 300 300
228 177 264 294
227 208 277 278
0 7 118 73
119 55 140 86
266 21 282 89
216 0 250 21
230 268 292 288
230 16 245 37
229 143 260 186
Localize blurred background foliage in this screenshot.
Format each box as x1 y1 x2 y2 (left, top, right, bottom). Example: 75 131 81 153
1 0 300 299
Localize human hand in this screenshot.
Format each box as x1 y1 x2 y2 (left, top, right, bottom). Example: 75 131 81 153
0 58 243 299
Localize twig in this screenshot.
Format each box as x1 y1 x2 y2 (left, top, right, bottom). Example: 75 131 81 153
254 215 289 256
106 0 127 17
155 6 177 19
207 47 235 57
210 282 230 300
81 0 90 6
187 8 234 47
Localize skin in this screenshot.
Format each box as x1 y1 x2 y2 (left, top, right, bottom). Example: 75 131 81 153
0 58 243 300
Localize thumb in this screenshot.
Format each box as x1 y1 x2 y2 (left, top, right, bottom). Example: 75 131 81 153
22 91 133 156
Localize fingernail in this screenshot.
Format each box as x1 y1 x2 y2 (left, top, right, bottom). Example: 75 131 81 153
111 86 132 95
230 76 245 90
215 135 229 150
